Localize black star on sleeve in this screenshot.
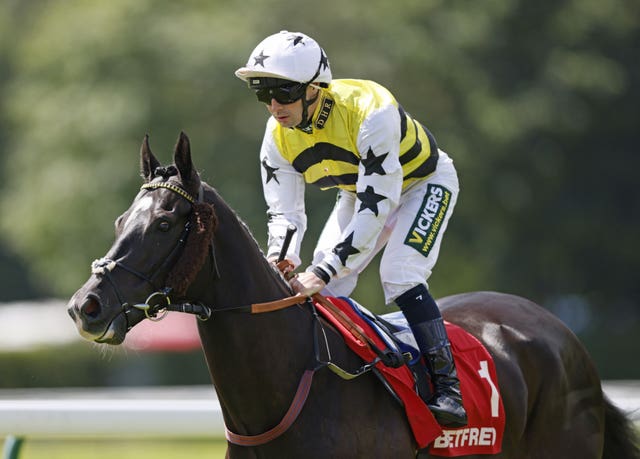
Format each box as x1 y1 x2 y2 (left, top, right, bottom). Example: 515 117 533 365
262 158 280 184
361 147 388 176
356 185 387 216
333 232 360 266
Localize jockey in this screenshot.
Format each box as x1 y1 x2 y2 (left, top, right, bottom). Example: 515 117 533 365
236 30 467 428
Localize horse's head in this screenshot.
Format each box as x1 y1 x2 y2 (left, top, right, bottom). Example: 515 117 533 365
67 132 216 344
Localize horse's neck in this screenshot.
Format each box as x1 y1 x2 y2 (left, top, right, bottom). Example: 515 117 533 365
191 187 315 428
189 185 289 303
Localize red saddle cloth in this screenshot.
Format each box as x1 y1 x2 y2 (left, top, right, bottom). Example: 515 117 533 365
314 297 505 456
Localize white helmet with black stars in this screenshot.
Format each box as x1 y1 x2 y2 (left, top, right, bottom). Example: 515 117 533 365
235 31 331 86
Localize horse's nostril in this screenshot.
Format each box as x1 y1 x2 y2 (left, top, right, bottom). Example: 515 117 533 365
81 297 102 319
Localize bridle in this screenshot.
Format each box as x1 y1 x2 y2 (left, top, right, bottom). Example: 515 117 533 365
90 181 213 334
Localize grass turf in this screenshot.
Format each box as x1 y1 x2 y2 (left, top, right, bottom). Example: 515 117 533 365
15 438 228 459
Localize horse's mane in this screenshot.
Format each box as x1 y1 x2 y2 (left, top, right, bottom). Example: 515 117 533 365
165 190 217 296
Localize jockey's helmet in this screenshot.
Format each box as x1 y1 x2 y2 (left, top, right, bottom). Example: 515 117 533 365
235 31 331 87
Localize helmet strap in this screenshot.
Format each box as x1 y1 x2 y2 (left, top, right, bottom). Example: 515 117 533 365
296 87 321 132
294 52 325 132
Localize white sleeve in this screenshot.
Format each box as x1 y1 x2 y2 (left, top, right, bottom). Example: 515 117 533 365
315 104 402 278
260 118 307 267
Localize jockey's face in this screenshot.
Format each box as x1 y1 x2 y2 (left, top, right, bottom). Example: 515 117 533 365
265 86 320 129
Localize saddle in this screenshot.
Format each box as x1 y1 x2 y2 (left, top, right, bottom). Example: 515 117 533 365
314 296 505 456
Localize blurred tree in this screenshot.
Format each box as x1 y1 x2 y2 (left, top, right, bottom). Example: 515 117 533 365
0 0 637 374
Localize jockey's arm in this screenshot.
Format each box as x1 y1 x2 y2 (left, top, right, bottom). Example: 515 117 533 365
310 104 403 287
260 119 307 268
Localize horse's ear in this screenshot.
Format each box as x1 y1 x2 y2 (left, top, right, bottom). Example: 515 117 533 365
174 131 200 192
140 134 160 182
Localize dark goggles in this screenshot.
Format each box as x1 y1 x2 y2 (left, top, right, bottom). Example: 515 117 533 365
254 83 307 105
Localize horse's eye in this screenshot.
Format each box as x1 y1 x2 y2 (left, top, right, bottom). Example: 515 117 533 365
158 221 171 232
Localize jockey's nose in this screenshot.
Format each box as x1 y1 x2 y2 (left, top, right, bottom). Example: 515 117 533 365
268 98 284 109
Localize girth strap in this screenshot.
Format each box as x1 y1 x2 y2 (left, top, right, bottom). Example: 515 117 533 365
224 369 315 447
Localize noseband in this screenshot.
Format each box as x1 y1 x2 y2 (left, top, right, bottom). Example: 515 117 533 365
90 181 213 328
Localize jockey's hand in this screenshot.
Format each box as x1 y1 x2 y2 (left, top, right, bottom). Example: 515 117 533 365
289 271 326 297
267 256 279 264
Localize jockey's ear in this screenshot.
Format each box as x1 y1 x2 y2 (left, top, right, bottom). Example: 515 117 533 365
173 131 201 195
140 134 160 182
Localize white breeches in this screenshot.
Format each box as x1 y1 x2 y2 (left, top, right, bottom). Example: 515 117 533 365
310 150 459 304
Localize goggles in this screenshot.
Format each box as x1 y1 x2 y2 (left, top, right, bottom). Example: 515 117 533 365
254 83 307 105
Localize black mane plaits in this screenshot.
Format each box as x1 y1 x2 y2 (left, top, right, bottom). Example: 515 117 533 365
165 199 217 297
143 162 218 297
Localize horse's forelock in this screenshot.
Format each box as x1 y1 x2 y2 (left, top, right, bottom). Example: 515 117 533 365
153 165 178 180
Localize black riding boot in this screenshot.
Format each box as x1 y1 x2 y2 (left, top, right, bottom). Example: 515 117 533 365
396 284 467 428
411 317 468 428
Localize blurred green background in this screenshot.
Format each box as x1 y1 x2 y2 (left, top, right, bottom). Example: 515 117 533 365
0 0 638 385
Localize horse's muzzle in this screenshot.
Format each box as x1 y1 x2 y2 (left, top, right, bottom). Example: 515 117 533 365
67 291 128 345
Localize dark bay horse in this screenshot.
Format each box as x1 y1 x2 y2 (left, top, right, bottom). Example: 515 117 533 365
67 133 639 459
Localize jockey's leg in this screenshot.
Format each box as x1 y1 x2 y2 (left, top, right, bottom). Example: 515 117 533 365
395 283 468 427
